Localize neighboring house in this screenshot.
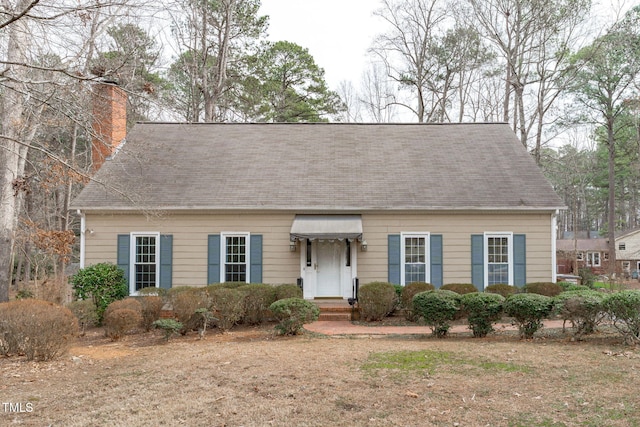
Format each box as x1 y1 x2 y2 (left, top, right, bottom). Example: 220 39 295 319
556 238 609 276
71 84 565 299
615 229 640 277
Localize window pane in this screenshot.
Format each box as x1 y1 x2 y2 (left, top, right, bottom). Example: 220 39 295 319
225 236 247 282
404 236 426 284
134 235 157 291
405 264 426 284
488 264 508 285
225 264 246 282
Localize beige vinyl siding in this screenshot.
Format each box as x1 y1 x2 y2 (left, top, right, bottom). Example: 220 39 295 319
84 211 555 288
84 213 300 287
356 212 554 285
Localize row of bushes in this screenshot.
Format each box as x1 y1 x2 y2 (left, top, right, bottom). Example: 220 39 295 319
70 282 309 341
358 281 640 343
361 281 591 323
0 282 318 360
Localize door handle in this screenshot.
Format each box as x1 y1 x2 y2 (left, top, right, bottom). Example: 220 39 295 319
314 263 318 271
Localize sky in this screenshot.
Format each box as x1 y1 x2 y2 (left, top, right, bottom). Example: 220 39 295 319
258 0 384 89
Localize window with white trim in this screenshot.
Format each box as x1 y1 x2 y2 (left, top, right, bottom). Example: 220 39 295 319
576 252 584 261
401 233 430 285
485 233 513 286
130 233 159 293
586 251 600 267
222 233 249 283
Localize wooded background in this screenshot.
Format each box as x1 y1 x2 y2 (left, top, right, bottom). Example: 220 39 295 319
1 0 639 300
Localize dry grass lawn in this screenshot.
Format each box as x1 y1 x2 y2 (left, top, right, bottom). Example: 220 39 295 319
2 323 640 427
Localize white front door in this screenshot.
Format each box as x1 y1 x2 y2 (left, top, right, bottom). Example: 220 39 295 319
302 240 354 299
316 241 342 296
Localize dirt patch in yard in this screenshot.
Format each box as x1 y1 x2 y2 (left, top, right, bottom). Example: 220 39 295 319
2 323 640 427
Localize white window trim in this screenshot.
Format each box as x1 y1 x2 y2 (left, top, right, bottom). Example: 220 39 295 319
400 232 430 286
129 232 160 295
484 232 514 286
586 251 601 267
220 232 251 283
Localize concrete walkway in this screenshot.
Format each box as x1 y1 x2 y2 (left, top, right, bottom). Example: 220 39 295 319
304 319 566 336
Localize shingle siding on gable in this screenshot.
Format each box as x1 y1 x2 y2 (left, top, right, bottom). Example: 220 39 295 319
86 212 555 288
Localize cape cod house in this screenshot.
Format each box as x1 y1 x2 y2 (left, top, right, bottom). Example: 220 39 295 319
71 84 565 299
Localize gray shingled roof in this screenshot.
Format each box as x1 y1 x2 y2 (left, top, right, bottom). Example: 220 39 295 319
71 123 565 212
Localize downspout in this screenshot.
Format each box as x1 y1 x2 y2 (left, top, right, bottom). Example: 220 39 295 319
551 211 558 282
78 210 85 269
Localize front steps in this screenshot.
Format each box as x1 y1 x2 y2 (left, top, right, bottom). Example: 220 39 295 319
314 299 356 321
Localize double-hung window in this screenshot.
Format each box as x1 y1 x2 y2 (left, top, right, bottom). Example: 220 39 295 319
222 233 249 283
401 233 430 285
130 232 159 292
485 232 513 286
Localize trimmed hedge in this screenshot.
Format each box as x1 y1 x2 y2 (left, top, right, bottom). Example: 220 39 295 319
485 284 518 298
209 288 245 331
503 293 553 339
412 290 461 338
603 290 640 344
0 300 79 361
553 290 605 336
358 282 397 321
270 298 319 335
275 284 303 300
238 284 277 325
523 282 563 297
441 283 478 295
401 282 435 321
461 292 505 337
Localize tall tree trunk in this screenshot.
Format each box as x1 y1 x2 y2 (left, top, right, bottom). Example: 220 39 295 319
0 0 32 301
607 117 617 277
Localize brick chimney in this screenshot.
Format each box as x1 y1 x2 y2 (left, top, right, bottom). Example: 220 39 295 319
92 82 126 172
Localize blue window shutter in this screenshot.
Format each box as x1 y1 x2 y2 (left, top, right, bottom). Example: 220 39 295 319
117 234 130 286
471 234 484 291
208 235 221 284
430 234 443 288
250 234 263 283
388 234 401 284
514 234 526 286
159 235 173 289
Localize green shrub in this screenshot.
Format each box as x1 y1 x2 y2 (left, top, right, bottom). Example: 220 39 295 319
553 290 605 337
0 300 79 361
139 296 164 331
503 293 553 339
412 290 461 338
238 284 277 325
209 288 245 331
556 282 590 292
67 300 99 335
269 298 320 335
603 290 640 344
461 292 505 337
485 284 518 298
441 283 478 295
401 282 435 321
275 284 303 300
578 268 596 288
15 289 34 299
152 319 183 342
70 263 128 322
523 282 563 297
103 308 142 341
358 282 397 321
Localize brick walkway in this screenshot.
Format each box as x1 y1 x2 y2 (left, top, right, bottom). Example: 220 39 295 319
304 319 566 336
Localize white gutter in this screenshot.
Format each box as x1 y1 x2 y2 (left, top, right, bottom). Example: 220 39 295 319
78 210 85 269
